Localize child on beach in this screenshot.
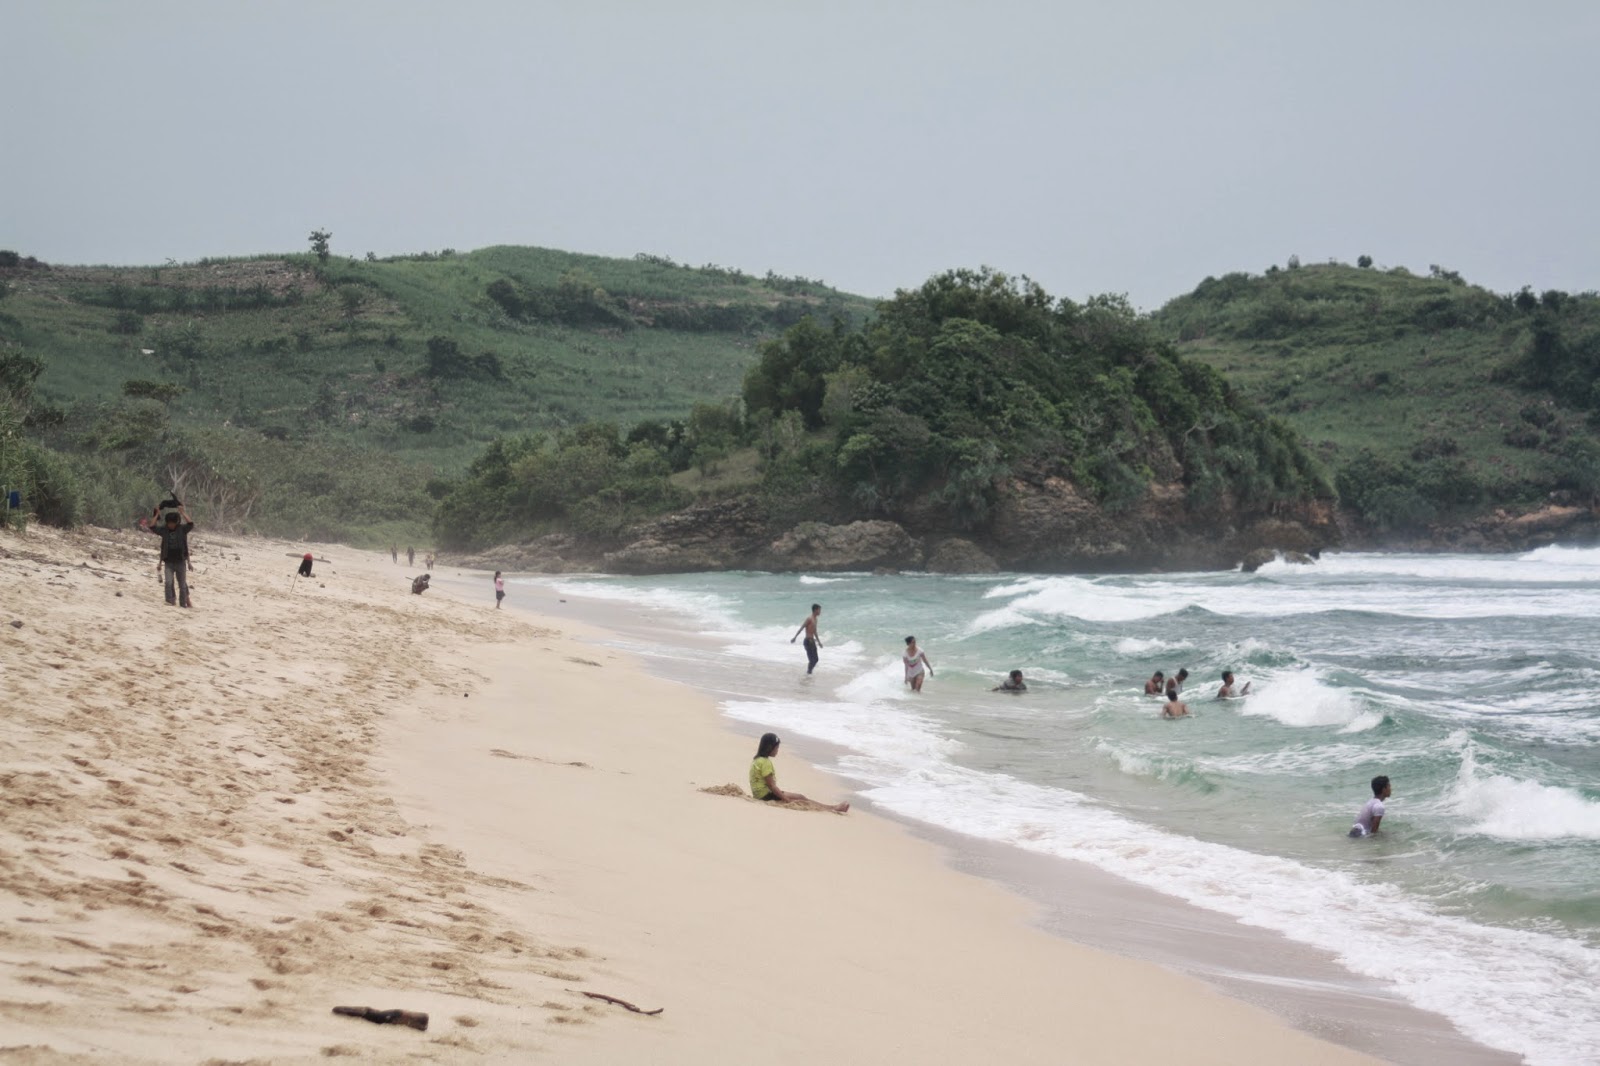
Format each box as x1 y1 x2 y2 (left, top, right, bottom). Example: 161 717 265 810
1349 775 1391 837
790 603 822 674
903 636 932 692
749 733 849 813
494 571 505 608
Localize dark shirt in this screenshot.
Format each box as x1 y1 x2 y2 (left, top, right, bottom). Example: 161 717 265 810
147 521 194 564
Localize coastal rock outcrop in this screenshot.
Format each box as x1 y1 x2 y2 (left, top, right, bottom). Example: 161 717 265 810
925 537 999 574
765 520 921 573
602 499 769 574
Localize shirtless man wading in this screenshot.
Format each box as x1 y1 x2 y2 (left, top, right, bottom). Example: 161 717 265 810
791 603 823 675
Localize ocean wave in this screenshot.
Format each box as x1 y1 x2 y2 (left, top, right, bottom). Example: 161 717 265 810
1231 671 1385 732
847 758 1600 1065
1446 748 1600 841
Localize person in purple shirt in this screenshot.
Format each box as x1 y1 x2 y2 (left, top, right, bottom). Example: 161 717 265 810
1349 775 1391 837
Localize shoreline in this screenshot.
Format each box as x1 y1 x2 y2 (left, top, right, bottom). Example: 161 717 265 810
461 568 1519 1066
0 527 1485 1062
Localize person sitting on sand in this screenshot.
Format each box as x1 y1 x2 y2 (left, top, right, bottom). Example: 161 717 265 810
993 669 1027 692
1217 671 1252 698
1144 670 1165 695
1162 689 1190 718
749 733 849 813
1349 775 1390 837
903 636 933 693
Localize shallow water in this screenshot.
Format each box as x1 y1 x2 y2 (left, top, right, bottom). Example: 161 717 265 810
527 546 1600 1066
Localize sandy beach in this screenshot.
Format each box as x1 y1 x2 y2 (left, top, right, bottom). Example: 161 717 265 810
3 524 1392 1064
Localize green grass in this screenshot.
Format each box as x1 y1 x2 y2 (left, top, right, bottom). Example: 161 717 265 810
1 246 876 540
1151 263 1599 510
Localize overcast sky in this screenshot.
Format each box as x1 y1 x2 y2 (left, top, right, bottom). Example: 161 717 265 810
3 1 1596 309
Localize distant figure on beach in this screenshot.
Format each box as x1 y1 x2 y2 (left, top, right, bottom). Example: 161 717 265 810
903 636 933 692
749 733 849 813
994 670 1027 693
1162 690 1190 717
494 571 505 609
790 603 823 674
407 546 415 566
1173 668 1189 692
390 544 398 563
425 552 435 572
138 502 194 608
1144 670 1165 695
298 553 314 577
1349 775 1390 837
1217 671 1252 698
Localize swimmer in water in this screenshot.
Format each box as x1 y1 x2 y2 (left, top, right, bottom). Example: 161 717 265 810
1144 670 1165 695
1349 775 1391 837
1217 671 1252 698
993 669 1027 693
1162 689 1190 718
903 636 933 693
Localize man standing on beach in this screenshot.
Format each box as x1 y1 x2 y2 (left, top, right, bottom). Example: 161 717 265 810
494 571 505 609
139 503 195 607
790 603 823 674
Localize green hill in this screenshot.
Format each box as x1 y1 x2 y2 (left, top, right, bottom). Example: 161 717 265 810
0 246 873 543
1151 262 1600 531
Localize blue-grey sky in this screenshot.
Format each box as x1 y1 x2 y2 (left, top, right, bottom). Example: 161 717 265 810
3 1 1596 309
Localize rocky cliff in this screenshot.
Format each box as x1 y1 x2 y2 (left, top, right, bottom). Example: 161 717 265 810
453 474 1345 575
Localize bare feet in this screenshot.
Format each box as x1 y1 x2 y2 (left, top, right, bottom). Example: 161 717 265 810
833 802 850 814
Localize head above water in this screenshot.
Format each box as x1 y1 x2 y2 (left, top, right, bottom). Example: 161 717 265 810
757 732 781 758
1176 669 1189 682
905 636 916 647
1166 688 1180 702
1151 670 1164 681
812 603 821 613
1371 774 1390 797
1009 670 1023 681
1222 671 1235 683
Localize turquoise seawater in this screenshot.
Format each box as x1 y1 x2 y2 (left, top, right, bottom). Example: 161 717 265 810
530 546 1600 1065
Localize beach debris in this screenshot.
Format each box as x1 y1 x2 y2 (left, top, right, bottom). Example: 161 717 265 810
567 656 601 667
8 620 21 628
331 1005 429 1031
566 990 663 1016
700 783 747 797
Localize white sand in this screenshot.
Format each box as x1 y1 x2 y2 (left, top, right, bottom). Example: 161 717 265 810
2 525 1380 1063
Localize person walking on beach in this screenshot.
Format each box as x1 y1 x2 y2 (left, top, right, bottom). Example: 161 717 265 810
790 603 823 674
994 669 1027 692
1217 671 1252 698
139 503 195 607
407 546 415 567
1162 689 1190 718
1144 670 1165 695
425 552 435 572
903 636 933 693
494 571 505 609
390 544 398 563
1349 775 1391 837
749 732 849 813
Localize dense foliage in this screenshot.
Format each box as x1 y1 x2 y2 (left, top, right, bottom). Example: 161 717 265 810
434 269 1328 549
1153 261 1600 531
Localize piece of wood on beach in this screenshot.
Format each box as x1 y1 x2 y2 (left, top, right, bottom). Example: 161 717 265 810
331 1005 430 1031
568 990 664 1016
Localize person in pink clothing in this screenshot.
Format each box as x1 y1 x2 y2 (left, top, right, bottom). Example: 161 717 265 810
493 571 505 609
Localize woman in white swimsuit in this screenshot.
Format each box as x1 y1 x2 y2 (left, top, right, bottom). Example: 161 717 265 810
903 636 933 693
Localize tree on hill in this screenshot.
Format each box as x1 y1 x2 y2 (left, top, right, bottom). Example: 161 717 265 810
308 229 332 263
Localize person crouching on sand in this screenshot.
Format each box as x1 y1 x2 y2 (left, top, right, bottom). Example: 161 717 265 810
903 636 932 692
750 733 849 813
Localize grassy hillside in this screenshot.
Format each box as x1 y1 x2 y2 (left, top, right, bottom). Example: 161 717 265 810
1152 262 1600 530
0 246 873 543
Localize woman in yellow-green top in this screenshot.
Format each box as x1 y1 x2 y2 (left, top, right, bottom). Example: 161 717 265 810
750 733 850 814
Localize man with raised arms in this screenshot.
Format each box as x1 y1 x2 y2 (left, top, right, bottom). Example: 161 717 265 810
790 603 823 675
